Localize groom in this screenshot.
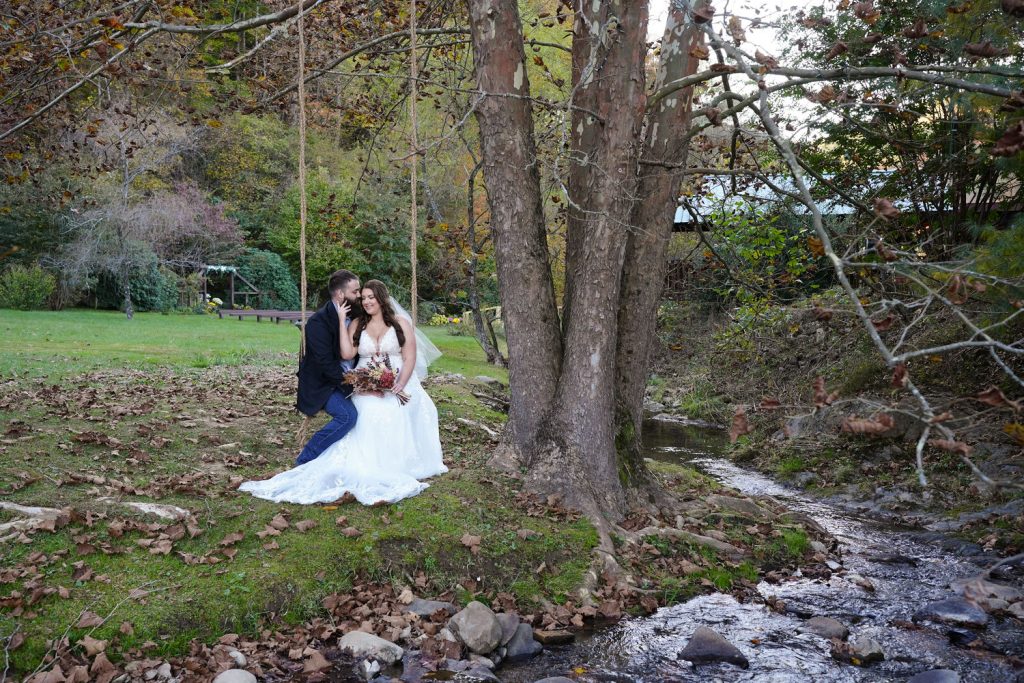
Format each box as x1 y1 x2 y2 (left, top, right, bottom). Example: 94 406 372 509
295 269 362 465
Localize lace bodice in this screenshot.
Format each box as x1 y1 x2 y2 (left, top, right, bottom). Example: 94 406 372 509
357 325 402 365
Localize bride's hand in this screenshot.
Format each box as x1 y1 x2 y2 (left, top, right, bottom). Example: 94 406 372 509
391 382 406 395
335 299 350 319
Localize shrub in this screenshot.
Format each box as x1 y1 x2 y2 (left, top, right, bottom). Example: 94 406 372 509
234 248 300 309
0 263 56 310
94 259 179 313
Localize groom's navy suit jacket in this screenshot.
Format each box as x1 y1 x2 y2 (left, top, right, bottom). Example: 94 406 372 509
297 302 352 417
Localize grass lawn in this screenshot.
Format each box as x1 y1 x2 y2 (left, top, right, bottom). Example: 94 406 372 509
0 310 544 674
0 309 506 382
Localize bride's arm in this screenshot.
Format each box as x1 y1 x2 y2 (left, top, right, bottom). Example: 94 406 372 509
338 306 357 360
395 318 417 393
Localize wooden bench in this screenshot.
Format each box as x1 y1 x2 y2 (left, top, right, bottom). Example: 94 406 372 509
217 309 311 324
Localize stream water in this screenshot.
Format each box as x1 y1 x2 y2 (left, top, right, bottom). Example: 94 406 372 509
502 420 1023 683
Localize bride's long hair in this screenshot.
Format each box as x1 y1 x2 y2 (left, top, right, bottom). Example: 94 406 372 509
353 280 406 348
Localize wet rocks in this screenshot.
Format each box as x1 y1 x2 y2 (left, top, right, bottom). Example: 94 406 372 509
449 601 504 655
533 629 574 645
798 616 849 641
495 612 519 646
907 670 960 683
405 598 458 618
678 626 749 669
707 494 776 521
505 623 543 662
831 635 884 665
952 577 1023 614
338 631 404 665
532 679 575 683
913 598 989 629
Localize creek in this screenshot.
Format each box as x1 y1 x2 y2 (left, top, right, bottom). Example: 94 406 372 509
502 420 1022 682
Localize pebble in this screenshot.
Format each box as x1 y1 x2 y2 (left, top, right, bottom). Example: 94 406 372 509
212 672 257 683
907 670 960 683
798 616 849 641
227 650 246 668
913 598 989 628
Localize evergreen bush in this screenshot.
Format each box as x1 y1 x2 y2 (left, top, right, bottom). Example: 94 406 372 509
0 263 56 310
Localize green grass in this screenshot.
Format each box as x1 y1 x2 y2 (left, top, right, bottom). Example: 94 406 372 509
0 309 541 674
0 309 507 383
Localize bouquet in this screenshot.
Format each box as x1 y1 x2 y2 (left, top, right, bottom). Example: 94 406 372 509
344 357 410 405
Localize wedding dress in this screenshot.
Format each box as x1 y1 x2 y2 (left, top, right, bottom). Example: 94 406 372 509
240 325 446 505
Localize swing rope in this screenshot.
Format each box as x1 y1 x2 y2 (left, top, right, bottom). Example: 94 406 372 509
294 0 419 446
408 0 419 323
296 0 311 446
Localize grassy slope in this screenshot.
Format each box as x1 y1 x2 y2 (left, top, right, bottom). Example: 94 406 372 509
1 310 585 672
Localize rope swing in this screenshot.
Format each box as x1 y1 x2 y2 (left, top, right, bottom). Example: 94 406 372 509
408 0 419 323
295 0 311 446
296 0 309 357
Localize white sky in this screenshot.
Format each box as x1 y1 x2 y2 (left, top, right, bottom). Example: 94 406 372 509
648 0 817 56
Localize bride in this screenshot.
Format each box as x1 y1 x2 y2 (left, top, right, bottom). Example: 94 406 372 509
240 280 447 505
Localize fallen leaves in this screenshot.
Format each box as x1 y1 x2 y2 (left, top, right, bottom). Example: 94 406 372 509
840 413 895 435
976 386 1022 411
75 610 104 628
813 377 840 408
929 439 973 456
79 634 107 656
460 533 482 555
729 406 753 444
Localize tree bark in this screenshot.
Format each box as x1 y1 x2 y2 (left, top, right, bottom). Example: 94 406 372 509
525 0 651 517
615 2 705 469
466 0 562 454
466 158 505 366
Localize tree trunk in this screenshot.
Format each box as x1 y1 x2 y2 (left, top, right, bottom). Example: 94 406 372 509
467 0 704 523
466 0 562 455
466 159 505 366
122 276 134 320
525 0 650 517
614 3 705 470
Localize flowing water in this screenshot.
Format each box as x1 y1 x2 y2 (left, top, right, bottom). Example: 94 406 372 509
502 420 1023 683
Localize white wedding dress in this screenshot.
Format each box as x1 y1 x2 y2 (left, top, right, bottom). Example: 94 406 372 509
240 326 446 505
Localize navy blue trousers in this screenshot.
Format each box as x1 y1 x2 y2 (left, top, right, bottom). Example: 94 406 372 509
296 389 357 465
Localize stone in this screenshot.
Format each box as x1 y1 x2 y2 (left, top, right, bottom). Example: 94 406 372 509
798 616 849 641
461 666 499 682
907 670 960 683
468 654 495 669
505 623 542 663
212 672 257 683
707 494 775 520
449 601 503 655
953 577 1023 612
405 598 458 618
338 631 404 666
678 626 749 669
155 663 172 680
913 599 989 628
399 652 429 683
848 636 884 664
793 471 819 487
532 679 575 683
227 650 246 668
495 613 519 646
475 375 504 387
533 629 574 645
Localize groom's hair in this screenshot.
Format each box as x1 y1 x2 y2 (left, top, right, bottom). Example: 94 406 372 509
328 269 358 295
